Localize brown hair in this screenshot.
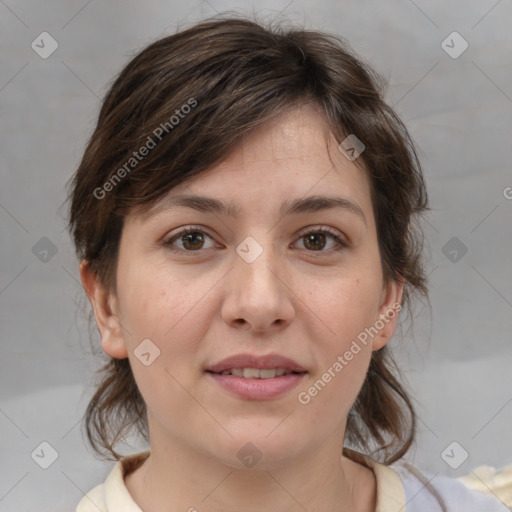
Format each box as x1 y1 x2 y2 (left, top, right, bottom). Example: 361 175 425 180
68 16 429 464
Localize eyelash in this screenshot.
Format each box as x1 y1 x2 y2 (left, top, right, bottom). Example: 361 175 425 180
294 227 349 254
163 225 349 255
164 226 222 253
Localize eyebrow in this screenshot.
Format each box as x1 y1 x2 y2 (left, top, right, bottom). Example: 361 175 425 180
149 195 240 218
146 194 367 226
280 195 366 225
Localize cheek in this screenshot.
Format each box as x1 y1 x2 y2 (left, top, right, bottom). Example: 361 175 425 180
117 261 203 341
295 340 372 439
117 271 207 426
116 263 221 398
297 274 380 403
302 273 382 344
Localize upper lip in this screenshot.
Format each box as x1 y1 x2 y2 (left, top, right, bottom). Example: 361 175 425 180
206 353 307 373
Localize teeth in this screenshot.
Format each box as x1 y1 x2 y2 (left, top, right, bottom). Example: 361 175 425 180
219 368 294 378
243 368 261 379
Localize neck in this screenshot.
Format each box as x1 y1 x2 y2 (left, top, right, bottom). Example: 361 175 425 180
124 430 376 512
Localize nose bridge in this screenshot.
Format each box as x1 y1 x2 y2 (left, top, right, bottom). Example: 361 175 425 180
234 234 281 296
222 233 294 330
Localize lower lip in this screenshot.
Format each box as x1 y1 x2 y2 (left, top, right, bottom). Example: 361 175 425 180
207 372 306 400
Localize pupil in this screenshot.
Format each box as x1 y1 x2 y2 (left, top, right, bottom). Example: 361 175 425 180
304 233 326 251
184 232 204 250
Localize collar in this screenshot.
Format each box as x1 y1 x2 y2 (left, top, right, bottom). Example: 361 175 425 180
343 448 407 511
102 449 406 512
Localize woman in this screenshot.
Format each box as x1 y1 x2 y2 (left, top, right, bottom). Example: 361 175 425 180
68 16 510 511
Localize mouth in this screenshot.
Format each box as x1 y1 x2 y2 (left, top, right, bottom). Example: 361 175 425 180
206 352 307 374
206 368 306 379
205 353 308 400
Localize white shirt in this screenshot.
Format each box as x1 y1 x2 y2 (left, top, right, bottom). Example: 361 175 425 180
76 450 511 511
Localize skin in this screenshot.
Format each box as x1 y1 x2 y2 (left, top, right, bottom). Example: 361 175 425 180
81 104 403 512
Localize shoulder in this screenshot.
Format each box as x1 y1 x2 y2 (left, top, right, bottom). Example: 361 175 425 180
76 482 108 512
392 462 511 512
75 452 149 512
346 449 511 512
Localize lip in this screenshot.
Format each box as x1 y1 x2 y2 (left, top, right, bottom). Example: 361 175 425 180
206 353 306 373
205 353 307 401
207 372 306 400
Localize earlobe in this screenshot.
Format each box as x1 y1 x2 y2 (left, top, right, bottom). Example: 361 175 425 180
79 260 128 359
372 276 404 351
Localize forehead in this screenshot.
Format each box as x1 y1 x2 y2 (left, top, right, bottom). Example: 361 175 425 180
138 104 374 224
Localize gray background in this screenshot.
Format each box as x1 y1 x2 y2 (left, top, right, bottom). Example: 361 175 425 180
1 0 511 510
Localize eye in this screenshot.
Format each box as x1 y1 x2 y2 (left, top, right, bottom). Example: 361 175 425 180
164 226 219 252
294 227 348 252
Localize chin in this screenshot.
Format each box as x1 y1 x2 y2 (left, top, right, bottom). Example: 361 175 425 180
207 430 308 471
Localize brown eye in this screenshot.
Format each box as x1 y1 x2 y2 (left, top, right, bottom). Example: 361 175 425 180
181 231 205 250
165 227 217 252
303 233 327 251
295 228 348 253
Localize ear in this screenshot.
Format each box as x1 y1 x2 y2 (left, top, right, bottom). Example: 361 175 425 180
372 275 404 351
79 260 128 359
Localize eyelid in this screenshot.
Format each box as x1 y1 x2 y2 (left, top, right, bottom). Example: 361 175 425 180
163 225 221 251
295 225 349 244
163 224 350 253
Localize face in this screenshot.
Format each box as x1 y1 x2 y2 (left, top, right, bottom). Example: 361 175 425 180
83 104 403 470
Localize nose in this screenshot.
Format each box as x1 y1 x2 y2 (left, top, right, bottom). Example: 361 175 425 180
221 238 295 333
